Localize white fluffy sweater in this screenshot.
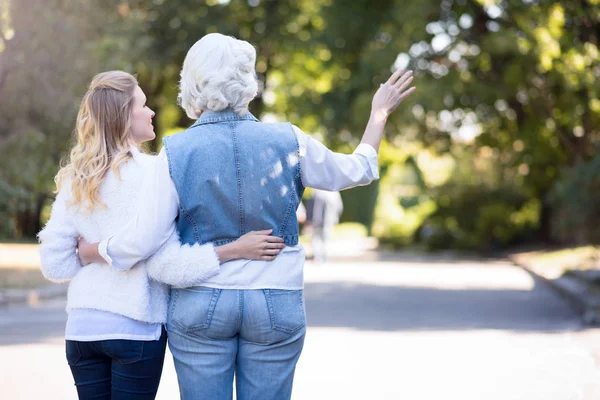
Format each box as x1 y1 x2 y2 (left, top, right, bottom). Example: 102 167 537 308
38 148 221 323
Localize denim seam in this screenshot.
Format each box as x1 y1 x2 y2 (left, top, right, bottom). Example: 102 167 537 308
66 341 82 366
294 123 306 213
74 376 111 386
278 122 303 241
168 289 179 323
289 122 305 188
191 113 259 127
264 289 275 330
90 341 102 354
214 236 298 247
204 289 221 330
279 186 295 239
213 238 239 246
231 122 245 235
237 290 243 332
181 203 202 244
162 138 174 177
164 138 202 243
169 289 190 333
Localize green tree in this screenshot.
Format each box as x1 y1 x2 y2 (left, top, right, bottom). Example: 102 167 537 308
0 0 131 238
403 0 600 243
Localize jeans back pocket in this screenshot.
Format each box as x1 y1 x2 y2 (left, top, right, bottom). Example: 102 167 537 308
264 289 306 334
102 340 144 365
65 340 81 366
169 287 221 334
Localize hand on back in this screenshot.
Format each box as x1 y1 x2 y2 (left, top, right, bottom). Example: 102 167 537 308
77 237 98 266
235 230 285 261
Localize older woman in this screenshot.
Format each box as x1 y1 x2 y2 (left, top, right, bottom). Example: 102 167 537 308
80 33 415 399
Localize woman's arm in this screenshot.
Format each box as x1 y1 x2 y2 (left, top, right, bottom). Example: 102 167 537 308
360 69 415 152
76 151 288 269
298 70 415 192
37 188 82 283
140 229 284 287
80 150 180 270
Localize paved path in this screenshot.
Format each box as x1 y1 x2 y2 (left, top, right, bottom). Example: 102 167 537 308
2 255 600 399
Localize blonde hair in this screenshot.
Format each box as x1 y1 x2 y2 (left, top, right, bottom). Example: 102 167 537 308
56 71 138 212
178 33 258 118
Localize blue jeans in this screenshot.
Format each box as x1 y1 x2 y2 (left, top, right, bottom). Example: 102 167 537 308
65 328 167 399
167 287 306 400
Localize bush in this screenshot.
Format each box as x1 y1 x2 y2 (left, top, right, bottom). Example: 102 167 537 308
0 130 58 239
418 184 540 251
549 153 600 245
332 222 369 239
339 181 380 234
0 180 23 238
375 198 437 249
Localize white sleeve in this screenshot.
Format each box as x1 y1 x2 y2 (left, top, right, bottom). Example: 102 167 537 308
294 126 379 191
98 148 180 270
144 229 221 288
38 188 82 283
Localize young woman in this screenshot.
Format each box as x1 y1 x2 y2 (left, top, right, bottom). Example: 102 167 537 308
38 70 284 400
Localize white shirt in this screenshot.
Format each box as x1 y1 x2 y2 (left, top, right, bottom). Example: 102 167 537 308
65 309 162 342
100 126 379 289
39 148 228 341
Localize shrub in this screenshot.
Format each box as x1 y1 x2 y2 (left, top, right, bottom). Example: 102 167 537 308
418 184 540 251
549 153 600 245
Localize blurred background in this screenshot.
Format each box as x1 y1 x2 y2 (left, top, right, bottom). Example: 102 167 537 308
2 1 600 399
2 0 600 252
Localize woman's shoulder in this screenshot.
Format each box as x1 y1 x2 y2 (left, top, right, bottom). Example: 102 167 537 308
123 150 157 172
134 152 157 167
55 180 74 203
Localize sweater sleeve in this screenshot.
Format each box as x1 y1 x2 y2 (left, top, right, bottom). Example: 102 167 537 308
144 230 221 288
37 188 82 283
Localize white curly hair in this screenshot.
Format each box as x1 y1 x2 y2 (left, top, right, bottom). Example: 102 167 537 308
178 33 259 118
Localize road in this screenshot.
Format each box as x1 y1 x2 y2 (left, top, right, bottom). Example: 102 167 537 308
1 254 600 399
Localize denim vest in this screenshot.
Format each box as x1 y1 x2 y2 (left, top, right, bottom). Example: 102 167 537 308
163 110 304 247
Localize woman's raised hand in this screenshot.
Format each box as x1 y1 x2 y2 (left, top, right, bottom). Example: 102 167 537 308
371 70 415 120
234 229 285 261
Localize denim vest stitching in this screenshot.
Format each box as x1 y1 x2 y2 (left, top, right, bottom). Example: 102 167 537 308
162 139 174 181
190 112 258 128
279 186 296 239
163 138 203 243
183 202 203 243
277 123 304 240
292 126 305 188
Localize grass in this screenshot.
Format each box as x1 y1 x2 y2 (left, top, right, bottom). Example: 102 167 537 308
521 246 597 269
510 245 600 280
0 242 46 289
0 238 39 244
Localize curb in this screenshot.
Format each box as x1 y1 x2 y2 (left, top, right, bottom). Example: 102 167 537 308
0 283 68 307
510 258 600 325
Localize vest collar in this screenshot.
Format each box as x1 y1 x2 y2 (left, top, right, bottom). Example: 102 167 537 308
191 109 259 127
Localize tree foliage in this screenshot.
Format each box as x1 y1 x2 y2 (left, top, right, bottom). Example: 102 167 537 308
2 0 599 248
404 0 600 242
